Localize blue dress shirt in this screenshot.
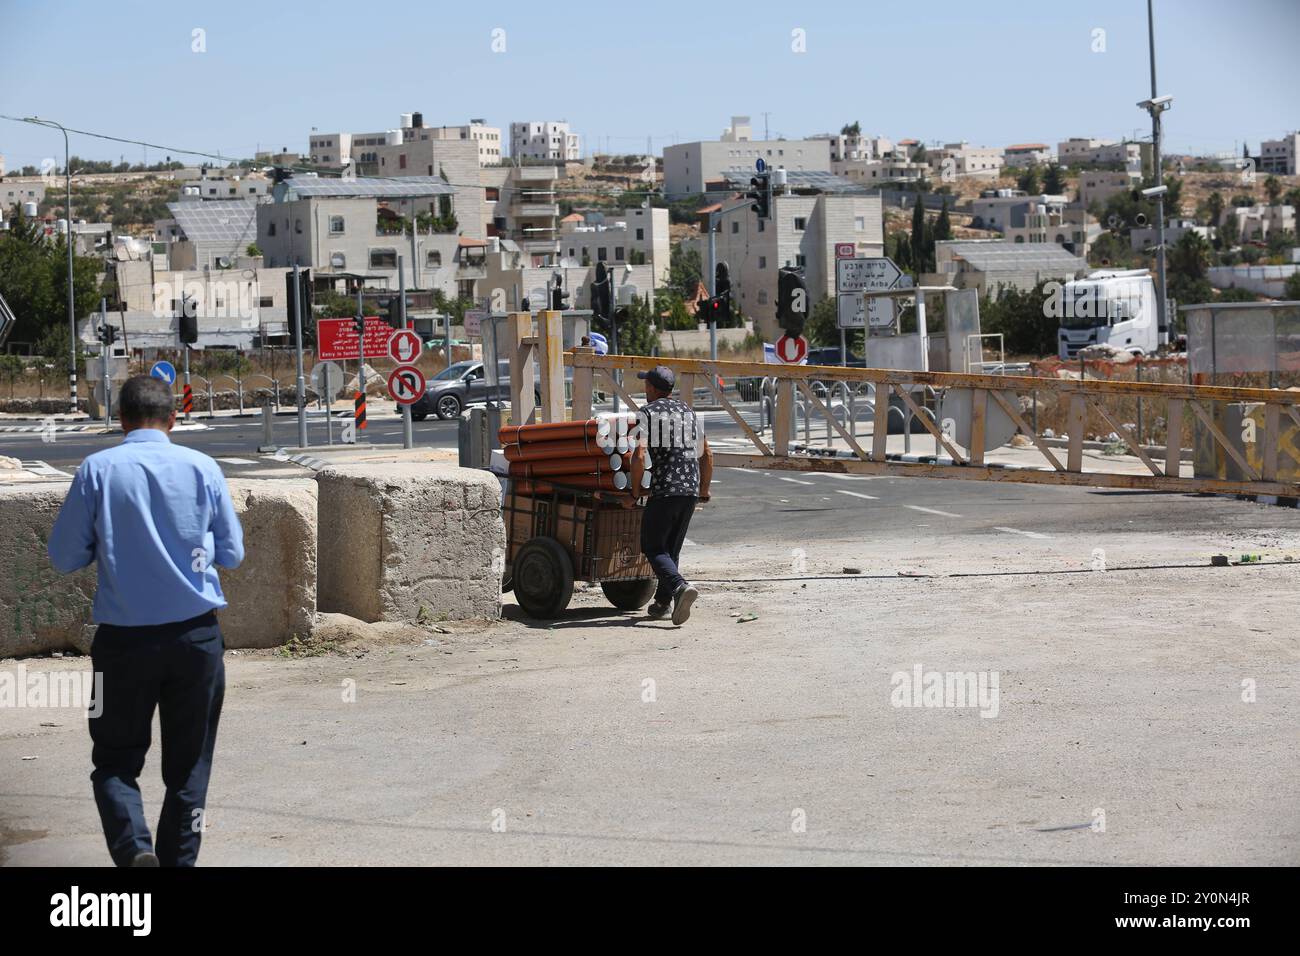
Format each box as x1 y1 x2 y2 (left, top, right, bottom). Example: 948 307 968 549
48 429 245 626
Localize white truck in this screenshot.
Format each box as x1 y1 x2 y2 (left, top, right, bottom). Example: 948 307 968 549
1056 269 1162 360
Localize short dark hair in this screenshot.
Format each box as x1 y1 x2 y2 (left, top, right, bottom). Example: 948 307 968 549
118 375 175 425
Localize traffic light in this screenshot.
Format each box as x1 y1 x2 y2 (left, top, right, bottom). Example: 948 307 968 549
591 261 611 323
178 294 198 344
96 324 118 345
776 267 808 337
747 171 771 219
353 312 366 335
549 272 569 311
285 268 312 320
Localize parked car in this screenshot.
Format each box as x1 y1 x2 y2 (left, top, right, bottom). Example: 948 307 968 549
806 347 866 368
410 360 540 421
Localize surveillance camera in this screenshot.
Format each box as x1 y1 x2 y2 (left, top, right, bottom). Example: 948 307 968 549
1137 94 1173 111
1141 185 1168 198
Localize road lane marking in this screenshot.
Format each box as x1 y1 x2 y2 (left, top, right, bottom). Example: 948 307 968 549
216 457 259 465
993 526 1051 539
905 505 962 518
778 476 814 486
812 473 888 481
836 490 879 501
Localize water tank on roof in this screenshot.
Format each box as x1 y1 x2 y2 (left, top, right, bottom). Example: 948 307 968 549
412 112 423 128
399 113 413 129
55 219 68 234
22 201 38 217
386 129 403 146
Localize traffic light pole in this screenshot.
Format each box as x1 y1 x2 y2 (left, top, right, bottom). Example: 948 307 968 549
99 298 110 428
706 199 761 362
293 262 308 448
182 344 191 423
399 257 413 450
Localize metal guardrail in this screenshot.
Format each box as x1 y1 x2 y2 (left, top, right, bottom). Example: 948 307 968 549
561 351 1300 497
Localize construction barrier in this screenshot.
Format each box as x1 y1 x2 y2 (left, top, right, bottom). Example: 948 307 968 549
354 390 367 431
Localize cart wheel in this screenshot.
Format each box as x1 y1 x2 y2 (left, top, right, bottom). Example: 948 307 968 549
601 578 657 611
513 537 573 618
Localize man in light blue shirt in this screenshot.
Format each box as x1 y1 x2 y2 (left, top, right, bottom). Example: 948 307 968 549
49 375 244 867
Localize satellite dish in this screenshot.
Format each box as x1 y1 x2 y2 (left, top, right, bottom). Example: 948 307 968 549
216 256 232 269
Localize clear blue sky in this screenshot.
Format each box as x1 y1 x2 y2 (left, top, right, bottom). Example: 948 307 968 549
2 0 1296 169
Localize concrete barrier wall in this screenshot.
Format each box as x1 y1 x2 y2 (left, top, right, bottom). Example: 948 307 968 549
316 463 504 623
0 478 317 659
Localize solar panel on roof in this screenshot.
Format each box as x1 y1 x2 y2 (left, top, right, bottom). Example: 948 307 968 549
166 201 258 243
284 176 455 199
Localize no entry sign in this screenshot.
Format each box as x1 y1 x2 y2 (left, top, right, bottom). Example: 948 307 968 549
317 317 393 361
387 328 422 364
387 365 426 405
774 334 808 364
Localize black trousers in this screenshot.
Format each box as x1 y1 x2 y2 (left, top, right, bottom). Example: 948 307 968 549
88 611 225 867
640 495 698 604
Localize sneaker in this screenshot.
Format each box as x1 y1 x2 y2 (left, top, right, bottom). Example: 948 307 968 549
646 601 669 619
671 584 699 625
130 850 160 867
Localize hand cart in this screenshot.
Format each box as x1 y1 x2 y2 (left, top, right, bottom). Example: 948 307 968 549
503 481 656 618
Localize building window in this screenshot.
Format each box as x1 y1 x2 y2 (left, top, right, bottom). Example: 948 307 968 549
597 247 607 261
757 290 768 304
796 254 807 268
731 221 739 234
855 217 865 231
267 222 276 237
758 256 767 269
295 219 303 235
329 215 345 234
794 217 806 231
258 297 273 308
370 248 397 268
427 250 442 267
615 246 624 261
758 219 765 232
636 228 644 240
486 187 500 201
399 154 407 170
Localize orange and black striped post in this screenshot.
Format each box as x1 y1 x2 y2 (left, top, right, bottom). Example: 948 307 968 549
182 383 194 420
354 390 367 431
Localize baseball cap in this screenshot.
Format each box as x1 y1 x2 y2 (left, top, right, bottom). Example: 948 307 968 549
637 365 675 391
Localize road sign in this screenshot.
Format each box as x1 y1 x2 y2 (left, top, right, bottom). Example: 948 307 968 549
311 361 344 399
463 309 485 337
836 292 896 330
755 158 767 173
387 328 422 364
773 334 808 364
149 360 176 385
387 365 426 405
834 243 856 260
317 317 393 361
836 257 903 293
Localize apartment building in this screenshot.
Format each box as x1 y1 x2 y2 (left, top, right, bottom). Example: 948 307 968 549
928 142 1005 180
369 137 487 246
510 121 581 162
1229 204 1296 241
558 206 671 284
309 113 503 169
1130 218 1213 252
1079 169 1140 209
178 170 271 202
1259 132 1299 175
1003 143 1052 168
663 138 832 196
253 177 481 299
705 192 884 339
1058 137 1143 171
155 200 259 272
1 179 46 215
480 164 563 265
970 191 1093 256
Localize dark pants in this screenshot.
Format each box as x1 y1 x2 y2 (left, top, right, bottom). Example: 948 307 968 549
641 495 698 604
88 611 225 867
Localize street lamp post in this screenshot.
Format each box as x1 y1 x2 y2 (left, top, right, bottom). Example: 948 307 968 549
1139 0 1172 349
24 117 78 413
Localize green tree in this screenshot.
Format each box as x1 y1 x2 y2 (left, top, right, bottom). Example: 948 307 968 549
1042 164 1066 194
934 198 952 243
1265 175 1282 204
1166 231 1213 305
614 295 660 356
0 354 25 399
667 244 703 299
804 295 839 347
1016 166 1041 194
909 194 927 275
1284 271 1300 301
840 121 861 137
1205 191 1225 226
0 212 103 346
979 281 1056 356
892 231 912 272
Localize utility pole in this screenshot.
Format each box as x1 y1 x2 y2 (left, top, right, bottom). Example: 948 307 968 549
1142 0 1171 349
399 256 413 450
293 262 308 448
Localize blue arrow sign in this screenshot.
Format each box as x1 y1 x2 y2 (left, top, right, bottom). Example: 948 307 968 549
149 360 177 385
755 158 767 173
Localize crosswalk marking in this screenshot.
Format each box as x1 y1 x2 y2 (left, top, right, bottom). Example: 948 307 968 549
778 476 814 486
993 526 1051 539
905 504 962 518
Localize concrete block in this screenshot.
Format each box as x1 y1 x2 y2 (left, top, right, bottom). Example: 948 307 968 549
221 479 318 649
0 483 96 658
316 463 504 622
0 477 317 659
